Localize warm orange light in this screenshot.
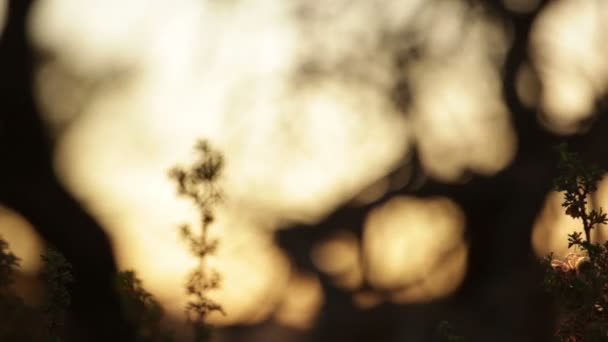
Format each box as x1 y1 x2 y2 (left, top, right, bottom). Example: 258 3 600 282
531 0 608 132
22 0 608 330
32 0 411 326
516 63 541 109
311 230 363 290
534 174 608 258
592 176 608 243
122 210 293 326
274 272 323 330
0 207 43 275
363 196 467 303
531 191 602 258
352 290 384 309
0 0 6 35
409 11 515 182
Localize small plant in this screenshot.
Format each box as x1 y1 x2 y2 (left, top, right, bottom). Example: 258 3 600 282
0 139 226 342
552 143 607 245
115 270 175 342
0 236 28 340
169 140 225 342
0 235 19 293
41 246 73 342
0 239 178 342
541 143 608 341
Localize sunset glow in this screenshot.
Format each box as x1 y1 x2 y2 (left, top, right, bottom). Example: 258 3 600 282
1 0 607 333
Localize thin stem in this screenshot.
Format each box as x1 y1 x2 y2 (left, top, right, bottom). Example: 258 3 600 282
575 180 592 244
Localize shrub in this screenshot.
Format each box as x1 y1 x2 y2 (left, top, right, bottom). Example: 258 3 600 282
41 246 74 341
0 236 19 291
436 144 608 341
115 270 175 342
0 237 45 341
541 143 608 341
0 139 226 341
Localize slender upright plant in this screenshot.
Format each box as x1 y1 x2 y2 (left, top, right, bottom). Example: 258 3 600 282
169 140 225 342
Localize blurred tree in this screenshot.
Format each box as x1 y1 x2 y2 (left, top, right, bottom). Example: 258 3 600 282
0 1 135 341
1 0 606 341
276 0 608 341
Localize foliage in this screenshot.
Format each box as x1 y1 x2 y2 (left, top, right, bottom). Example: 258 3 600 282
0 236 27 339
0 237 45 341
41 247 74 341
169 140 225 342
435 144 608 341
0 243 178 342
541 143 608 341
0 141 226 342
0 231 199 342
0 236 19 291
115 270 175 342
552 143 607 244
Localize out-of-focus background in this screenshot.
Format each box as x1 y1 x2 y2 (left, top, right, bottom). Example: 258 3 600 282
1 0 608 341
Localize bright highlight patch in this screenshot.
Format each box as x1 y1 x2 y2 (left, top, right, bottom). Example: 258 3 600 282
363 196 467 302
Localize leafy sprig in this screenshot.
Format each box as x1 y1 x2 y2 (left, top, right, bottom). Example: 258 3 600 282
169 140 225 342
0 236 19 292
543 143 608 341
115 270 175 342
553 143 607 244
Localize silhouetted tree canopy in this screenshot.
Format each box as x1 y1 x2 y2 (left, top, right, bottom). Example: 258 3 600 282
1 0 608 341
276 1 608 341
0 1 135 341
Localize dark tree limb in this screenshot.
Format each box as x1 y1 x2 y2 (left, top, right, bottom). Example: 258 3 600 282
0 1 135 341
276 1 608 340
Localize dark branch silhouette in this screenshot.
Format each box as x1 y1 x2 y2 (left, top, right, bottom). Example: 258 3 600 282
0 1 135 341
275 1 608 340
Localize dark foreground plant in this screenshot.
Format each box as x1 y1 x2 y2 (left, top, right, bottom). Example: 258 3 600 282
0 235 43 341
0 236 19 291
0 240 78 342
541 143 608 341
0 241 177 341
0 140 226 342
116 270 175 342
41 247 73 342
170 140 225 342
